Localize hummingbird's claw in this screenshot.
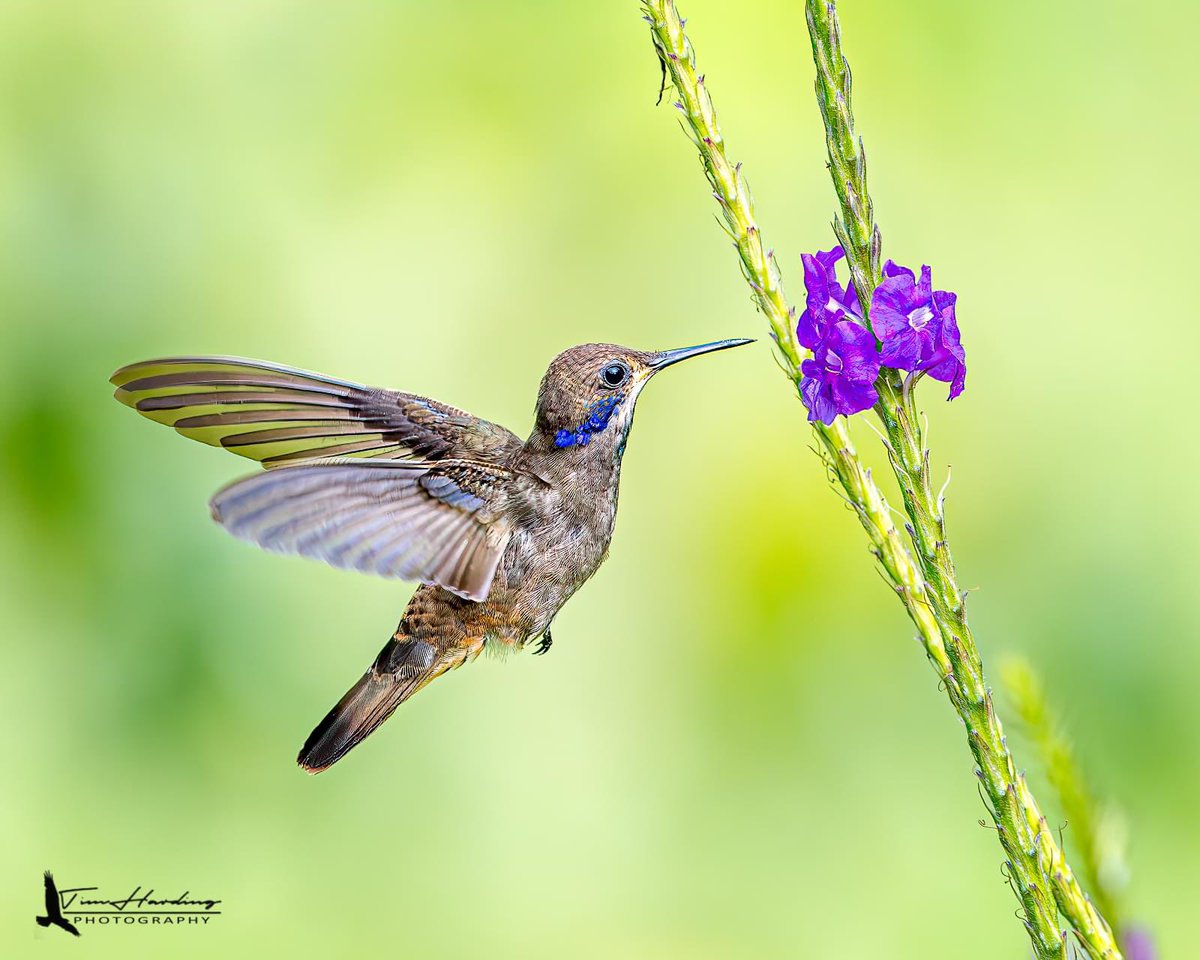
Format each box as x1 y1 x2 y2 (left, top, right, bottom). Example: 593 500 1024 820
532 629 553 656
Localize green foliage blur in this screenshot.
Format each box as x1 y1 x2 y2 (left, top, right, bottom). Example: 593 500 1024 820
3 1 1196 956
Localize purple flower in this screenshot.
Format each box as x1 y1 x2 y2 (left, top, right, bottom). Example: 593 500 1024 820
796 244 880 423
870 260 966 400
1123 927 1157 960
798 245 863 348
799 319 881 424
796 243 964 420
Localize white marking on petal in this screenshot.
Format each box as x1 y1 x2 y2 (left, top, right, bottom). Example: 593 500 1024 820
907 305 934 331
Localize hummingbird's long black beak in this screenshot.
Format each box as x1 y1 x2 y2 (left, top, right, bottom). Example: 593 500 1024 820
648 338 754 371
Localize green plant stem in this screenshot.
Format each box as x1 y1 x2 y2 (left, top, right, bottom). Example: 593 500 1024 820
641 1 950 682
805 5 1122 958
1003 657 1128 939
642 1 1123 958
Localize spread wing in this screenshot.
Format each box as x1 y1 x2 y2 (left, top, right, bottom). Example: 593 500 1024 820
43 872 57 915
209 458 514 601
111 356 522 466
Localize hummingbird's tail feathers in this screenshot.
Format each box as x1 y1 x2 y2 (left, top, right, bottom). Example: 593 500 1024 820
210 459 513 601
297 633 481 773
296 667 425 773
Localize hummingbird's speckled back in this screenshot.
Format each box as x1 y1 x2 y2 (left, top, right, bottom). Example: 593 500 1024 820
111 338 751 771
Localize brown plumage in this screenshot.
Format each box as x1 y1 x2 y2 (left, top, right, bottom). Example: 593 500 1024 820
111 339 751 771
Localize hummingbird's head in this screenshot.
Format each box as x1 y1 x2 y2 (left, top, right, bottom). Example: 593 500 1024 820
532 338 753 454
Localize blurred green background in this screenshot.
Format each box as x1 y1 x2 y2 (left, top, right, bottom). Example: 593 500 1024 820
2 0 1196 956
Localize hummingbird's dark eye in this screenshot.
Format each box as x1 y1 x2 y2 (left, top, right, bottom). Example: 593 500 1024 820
600 361 630 389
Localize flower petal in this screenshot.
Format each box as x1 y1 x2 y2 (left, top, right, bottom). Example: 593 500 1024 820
802 246 844 297
801 252 829 298
870 274 916 339
925 356 966 399
923 310 966 399
800 375 838 425
940 309 965 362
842 279 860 314
880 330 921 370
830 377 878 416
827 320 881 382
815 245 845 271
800 245 855 343
933 289 957 317
796 308 824 350
915 265 933 303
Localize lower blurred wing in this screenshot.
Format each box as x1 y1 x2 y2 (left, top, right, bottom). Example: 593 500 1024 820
210 458 512 601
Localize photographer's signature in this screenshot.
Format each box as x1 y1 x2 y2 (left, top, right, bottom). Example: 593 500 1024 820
36 870 222 935
59 885 221 912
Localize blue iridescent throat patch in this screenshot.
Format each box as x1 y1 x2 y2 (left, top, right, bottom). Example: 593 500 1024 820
554 393 624 448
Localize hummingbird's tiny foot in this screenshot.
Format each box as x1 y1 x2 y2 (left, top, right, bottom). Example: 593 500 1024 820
532 629 553 656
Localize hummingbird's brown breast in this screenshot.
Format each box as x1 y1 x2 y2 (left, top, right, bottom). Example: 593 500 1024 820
407 438 626 657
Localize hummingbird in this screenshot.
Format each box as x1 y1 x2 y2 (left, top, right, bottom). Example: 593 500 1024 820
110 338 751 772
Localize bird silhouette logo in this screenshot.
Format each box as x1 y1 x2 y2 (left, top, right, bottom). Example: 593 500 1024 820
36 872 80 937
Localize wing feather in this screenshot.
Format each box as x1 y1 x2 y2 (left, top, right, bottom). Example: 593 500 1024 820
112 356 522 466
209 458 513 600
